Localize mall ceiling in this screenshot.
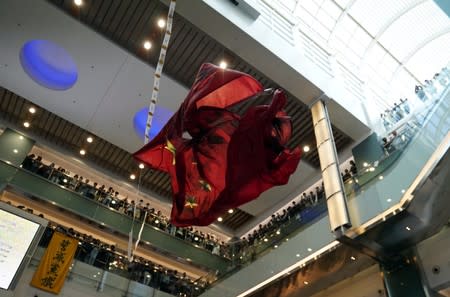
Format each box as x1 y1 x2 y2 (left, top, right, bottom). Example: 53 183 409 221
0 0 353 231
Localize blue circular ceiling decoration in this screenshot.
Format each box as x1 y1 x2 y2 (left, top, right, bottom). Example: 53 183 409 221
20 40 78 90
133 106 174 141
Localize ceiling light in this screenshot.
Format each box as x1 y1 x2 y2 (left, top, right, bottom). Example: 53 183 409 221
143 40 152 50
350 256 356 261
263 238 268 242
217 217 223 222
401 189 405 194
276 230 280 235
363 162 368 167
139 163 145 169
194 237 199 241
74 0 82 6
387 198 392 202
296 254 300 257
274 245 278 248
79 149 86 155
19 136 24 140
157 18 166 28
86 136 93 143
130 174 136 180
219 61 227 69
303 281 309 285
13 149 18 154
63 179 68 183
228 209 234 214
379 175 383 180
303 145 310 153
23 121 30 128
307 248 312 252
405 226 411 231
29 107 36 114
154 220 159 224
285 238 289 241
369 167 375 172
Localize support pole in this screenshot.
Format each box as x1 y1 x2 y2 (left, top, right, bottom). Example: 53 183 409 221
311 98 351 232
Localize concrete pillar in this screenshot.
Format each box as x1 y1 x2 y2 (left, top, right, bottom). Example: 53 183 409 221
311 99 351 232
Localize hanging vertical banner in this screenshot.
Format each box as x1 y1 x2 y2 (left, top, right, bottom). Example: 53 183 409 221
30 232 78 294
144 0 177 144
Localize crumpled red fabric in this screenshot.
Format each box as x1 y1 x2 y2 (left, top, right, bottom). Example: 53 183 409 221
134 63 301 226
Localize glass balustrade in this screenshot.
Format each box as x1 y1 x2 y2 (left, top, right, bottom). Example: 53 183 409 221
0 161 231 274
26 239 198 297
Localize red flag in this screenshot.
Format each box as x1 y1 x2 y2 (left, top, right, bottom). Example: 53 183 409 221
134 63 301 226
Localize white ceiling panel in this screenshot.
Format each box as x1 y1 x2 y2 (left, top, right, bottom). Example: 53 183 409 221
0 0 187 153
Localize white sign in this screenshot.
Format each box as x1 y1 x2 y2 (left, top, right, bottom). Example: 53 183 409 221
0 209 39 290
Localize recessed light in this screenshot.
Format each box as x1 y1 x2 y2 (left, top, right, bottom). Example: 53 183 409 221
13 149 18 154
401 189 405 194
23 122 30 128
379 175 383 180
74 0 82 6
29 107 36 114
307 248 312 252
387 198 392 202
155 220 159 224
19 135 24 140
296 254 300 257
139 163 145 169
228 209 234 214
86 136 93 143
263 238 268 242
369 167 375 172
143 40 152 50
285 238 289 241
274 245 278 248
363 162 368 167
303 281 309 285
303 145 310 153
157 18 166 28
130 174 136 180
79 149 86 155
219 61 227 69
350 256 356 261
217 217 223 222
276 230 280 235
406 226 411 231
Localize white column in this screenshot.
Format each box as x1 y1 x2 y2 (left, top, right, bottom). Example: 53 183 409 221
311 98 351 231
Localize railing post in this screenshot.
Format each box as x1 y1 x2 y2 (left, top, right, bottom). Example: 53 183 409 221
310 96 351 232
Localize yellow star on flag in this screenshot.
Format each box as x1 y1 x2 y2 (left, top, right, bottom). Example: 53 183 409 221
199 179 212 192
185 196 198 209
164 140 176 165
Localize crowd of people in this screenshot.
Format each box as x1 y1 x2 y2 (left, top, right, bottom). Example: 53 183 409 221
383 67 450 132
3 201 209 297
19 150 363 265
20 154 228 258
415 68 449 102
233 161 359 262
380 99 410 131
42 223 209 296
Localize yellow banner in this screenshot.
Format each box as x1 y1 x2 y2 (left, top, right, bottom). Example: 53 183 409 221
31 231 78 294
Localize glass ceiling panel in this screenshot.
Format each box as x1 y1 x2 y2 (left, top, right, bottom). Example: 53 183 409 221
348 0 423 36
255 0 449 110
379 1 450 62
406 33 450 82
